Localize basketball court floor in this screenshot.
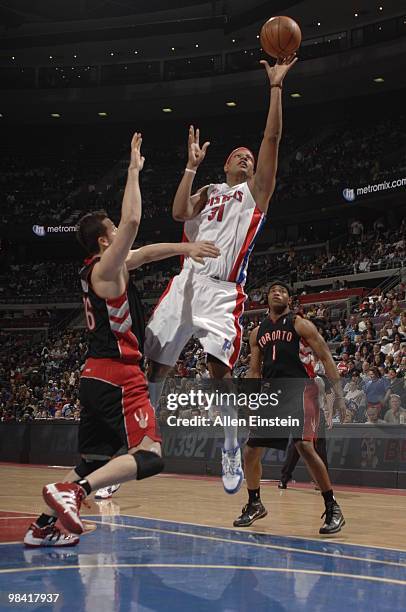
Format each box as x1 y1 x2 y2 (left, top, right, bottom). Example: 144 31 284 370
1 464 405 610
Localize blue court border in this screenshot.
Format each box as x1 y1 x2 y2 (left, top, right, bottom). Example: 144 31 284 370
0 514 405 611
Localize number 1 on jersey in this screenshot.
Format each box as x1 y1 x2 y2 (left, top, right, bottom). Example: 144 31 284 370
272 344 276 361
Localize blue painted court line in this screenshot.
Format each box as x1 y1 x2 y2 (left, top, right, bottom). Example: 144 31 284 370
0 515 405 612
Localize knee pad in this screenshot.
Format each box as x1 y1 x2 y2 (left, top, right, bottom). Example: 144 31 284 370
75 457 109 478
134 450 164 480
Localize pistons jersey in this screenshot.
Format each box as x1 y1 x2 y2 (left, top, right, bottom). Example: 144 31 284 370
182 181 266 285
257 312 316 379
79 256 145 363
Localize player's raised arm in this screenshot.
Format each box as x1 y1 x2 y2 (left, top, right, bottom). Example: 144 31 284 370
96 133 145 280
126 241 220 270
172 125 210 221
294 317 346 421
246 326 263 378
249 56 297 214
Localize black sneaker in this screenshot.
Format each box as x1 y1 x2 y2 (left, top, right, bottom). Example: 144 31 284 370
233 501 268 527
319 501 345 535
278 480 288 489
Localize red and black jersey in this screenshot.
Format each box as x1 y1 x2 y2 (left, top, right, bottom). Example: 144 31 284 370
79 256 145 363
257 311 315 379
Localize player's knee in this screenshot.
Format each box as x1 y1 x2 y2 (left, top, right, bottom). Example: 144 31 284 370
295 440 314 457
133 450 164 480
75 456 110 478
243 445 261 466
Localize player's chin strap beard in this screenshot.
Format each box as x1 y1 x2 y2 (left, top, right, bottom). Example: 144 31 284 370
270 304 288 316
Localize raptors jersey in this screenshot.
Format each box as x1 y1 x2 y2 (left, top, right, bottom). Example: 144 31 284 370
257 312 316 379
79 256 145 363
182 181 265 285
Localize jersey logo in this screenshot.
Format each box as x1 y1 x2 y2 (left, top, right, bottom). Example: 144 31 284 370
223 339 232 352
134 409 149 429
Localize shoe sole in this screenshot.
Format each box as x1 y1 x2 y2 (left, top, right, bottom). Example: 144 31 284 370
319 518 346 535
24 539 79 548
233 509 268 528
42 485 84 535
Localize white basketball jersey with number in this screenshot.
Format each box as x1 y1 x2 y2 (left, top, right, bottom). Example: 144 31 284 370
182 181 266 285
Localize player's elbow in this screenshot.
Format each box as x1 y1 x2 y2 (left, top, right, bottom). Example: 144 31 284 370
172 212 187 222
121 217 140 231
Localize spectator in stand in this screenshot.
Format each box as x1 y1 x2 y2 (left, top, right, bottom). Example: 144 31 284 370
364 404 385 425
343 371 367 422
330 326 342 342
383 367 405 406
337 352 350 376
336 335 356 356
371 343 385 366
384 395 406 424
350 219 364 244
363 367 390 415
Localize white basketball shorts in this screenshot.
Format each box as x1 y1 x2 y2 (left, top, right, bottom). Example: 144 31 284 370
144 269 246 368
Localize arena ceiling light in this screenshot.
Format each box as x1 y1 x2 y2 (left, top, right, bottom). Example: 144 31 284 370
98 112 108 117
290 93 301 98
226 101 237 107
51 113 61 118
162 108 172 113
373 77 384 82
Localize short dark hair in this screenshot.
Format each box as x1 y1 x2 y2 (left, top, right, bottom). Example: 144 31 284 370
268 280 293 296
76 210 109 255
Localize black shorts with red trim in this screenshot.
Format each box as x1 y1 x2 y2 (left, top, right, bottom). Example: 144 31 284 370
79 357 161 456
246 380 320 447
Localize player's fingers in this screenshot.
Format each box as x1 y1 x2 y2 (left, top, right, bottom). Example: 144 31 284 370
131 132 139 147
259 60 270 70
201 141 210 154
195 128 200 145
188 125 194 143
193 256 204 264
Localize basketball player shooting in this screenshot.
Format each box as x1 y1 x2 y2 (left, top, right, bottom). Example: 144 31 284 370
23 133 220 547
145 56 297 494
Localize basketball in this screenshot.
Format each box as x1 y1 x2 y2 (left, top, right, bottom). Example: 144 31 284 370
260 16 302 59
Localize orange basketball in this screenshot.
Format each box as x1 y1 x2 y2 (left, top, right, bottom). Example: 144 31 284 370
260 16 302 59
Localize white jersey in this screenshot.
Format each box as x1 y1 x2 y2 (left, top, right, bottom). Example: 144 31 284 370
182 181 266 285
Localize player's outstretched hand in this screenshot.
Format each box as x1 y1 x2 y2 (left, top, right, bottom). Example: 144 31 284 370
186 241 220 264
187 125 210 170
260 55 298 87
129 132 145 172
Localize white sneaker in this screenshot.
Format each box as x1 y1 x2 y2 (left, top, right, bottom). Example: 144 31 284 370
222 447 244 494
24 523 80 548
94 484 121 499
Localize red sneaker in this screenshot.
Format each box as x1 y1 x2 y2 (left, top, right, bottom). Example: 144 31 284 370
24 523 80 547
42 483 85 535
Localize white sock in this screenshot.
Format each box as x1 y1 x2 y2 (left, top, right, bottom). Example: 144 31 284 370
148 380 166 412
222 404 239 451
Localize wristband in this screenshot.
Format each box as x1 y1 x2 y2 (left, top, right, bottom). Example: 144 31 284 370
271 84 283 89
185 168 196 175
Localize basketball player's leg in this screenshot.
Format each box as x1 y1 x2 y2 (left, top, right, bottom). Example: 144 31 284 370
206 355 244 494
144 272 194 410
147 360 173 411
233 443 267 527
41 366 163 537
292 383 345 534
